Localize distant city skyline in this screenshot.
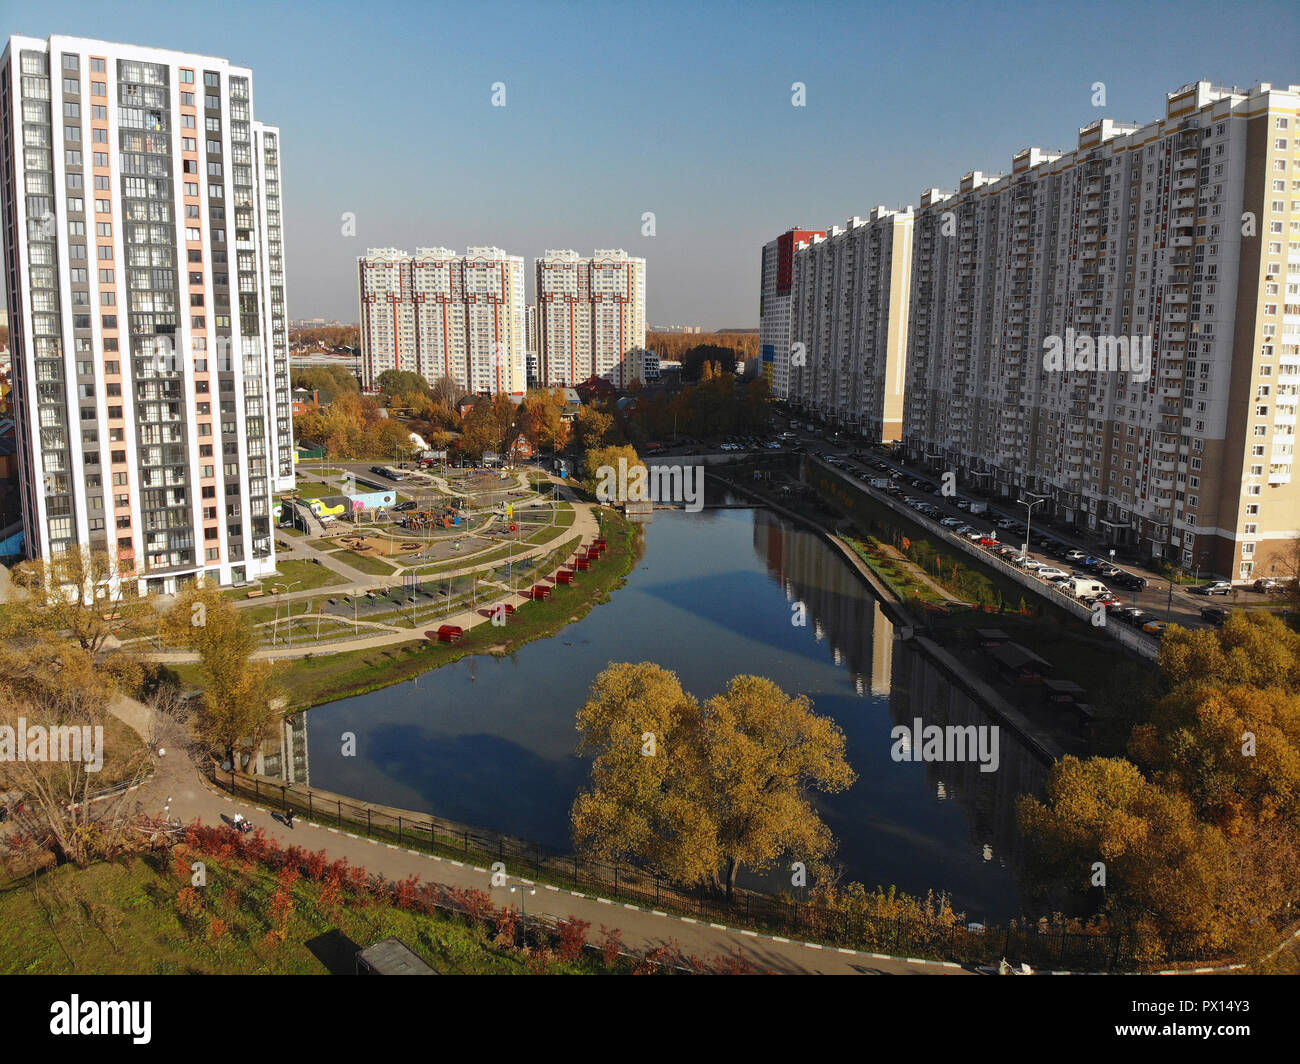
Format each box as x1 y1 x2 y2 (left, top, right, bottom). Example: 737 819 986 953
3 0 1295 326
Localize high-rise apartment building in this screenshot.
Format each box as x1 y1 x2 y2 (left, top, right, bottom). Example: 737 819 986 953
0 35 293 591
903 81 1300 580
788 208 913 441
759 227 824 396
536 249 645 388
357 246 525 396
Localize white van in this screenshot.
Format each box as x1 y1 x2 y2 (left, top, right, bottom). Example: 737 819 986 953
1067 578 1109 599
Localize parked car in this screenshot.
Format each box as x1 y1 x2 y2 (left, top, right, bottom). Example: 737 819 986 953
392 500 418 512
1014 555 1040 569
1064 549 1087 562
1116 607 1148 626
1036 566 1068 580
978 536 1000 547
1099 565 1123 578
1190 581 1233 596
940 517 962 528
1142 620 1167 637
1200 606 1230 627
1254 578 1283 593
1112 572 1148 592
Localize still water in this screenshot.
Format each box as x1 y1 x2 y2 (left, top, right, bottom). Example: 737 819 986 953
304 505 1046 919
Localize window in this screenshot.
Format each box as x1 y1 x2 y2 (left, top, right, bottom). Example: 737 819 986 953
180 69 194 83
91 81 105 97
91 58 105 73
182 91 194 107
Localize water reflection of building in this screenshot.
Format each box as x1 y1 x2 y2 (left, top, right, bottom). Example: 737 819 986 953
752 510 892 696
889 641 1050 885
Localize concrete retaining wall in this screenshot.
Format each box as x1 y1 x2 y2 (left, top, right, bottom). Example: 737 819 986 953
804 456 1160 663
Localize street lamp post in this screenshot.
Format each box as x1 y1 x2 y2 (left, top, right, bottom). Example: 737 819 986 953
509 884 536 948
271 581 302 644
1021 493 1047 558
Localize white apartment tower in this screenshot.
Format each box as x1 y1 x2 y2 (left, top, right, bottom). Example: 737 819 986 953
903 81 1300 580
759 226 824 396
0 35 294 591
536 249 646 388
357 246 526 396
788 208 914 442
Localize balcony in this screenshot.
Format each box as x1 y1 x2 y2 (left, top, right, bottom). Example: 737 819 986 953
1173 177 1196 192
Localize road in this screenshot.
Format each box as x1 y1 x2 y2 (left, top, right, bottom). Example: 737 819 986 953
776 423 1265 633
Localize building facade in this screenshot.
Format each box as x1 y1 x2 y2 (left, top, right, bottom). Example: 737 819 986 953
536 249 646 388
903 81 1300 579
759 227 824 396
0 35 294 591
357 246 526 397
788 209 913 442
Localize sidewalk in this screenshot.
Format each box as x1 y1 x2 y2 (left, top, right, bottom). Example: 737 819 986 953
108 699 963 975
136 500 601 663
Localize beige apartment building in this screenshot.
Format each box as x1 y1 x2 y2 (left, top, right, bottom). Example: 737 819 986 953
357 246 526 396
788 207 913 442
902 81 1300 581
536 249 645 388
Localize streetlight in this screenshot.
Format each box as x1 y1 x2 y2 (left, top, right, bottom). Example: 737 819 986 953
271 580 301 644
509 884 536 948
1020 493 1047 558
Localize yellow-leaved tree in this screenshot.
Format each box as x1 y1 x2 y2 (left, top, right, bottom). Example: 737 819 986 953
159 580 280 773
571 663 855 899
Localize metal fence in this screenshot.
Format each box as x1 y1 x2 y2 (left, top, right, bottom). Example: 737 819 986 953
208 766 1148 971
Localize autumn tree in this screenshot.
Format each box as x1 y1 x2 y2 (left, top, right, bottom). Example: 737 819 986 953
458 394 515 459
158 581 280 772
6 547 152 656
430 374 462 410
376 369 430 403
290 364 359 404
1157 610 1300 692
516 389 567 453
572 664 855 899
0 629 150 868
574 405 613 452
1018 756 1236 963
582 444 643 500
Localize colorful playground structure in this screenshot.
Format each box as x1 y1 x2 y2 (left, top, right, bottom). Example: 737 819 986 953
401 509 461 532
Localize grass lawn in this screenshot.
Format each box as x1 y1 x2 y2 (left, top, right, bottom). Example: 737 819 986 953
266 516 637 708
331 550 398 576
0 852 603 974
266 559 349 591
290 481 338 499
221 560 348 602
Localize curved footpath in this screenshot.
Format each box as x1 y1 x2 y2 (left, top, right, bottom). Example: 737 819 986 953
111 697 961 976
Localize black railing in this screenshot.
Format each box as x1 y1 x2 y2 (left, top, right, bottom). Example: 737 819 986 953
206 766 1156 971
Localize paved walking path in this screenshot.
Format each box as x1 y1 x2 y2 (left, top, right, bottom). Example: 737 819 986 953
109 697 964 975
130 499 600 663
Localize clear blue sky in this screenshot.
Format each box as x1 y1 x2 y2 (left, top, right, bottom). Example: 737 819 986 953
9 0 1297 327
